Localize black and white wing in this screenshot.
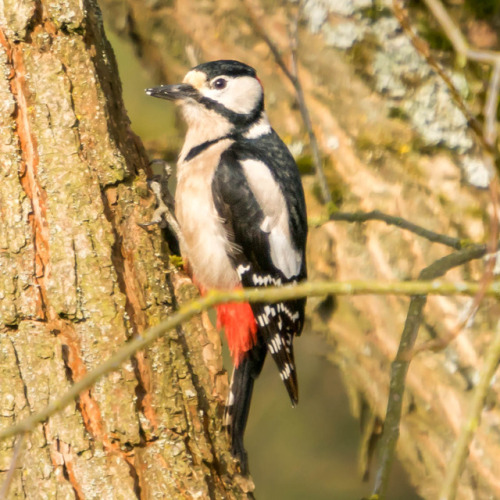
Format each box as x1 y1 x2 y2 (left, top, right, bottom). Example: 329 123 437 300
212 130 307 403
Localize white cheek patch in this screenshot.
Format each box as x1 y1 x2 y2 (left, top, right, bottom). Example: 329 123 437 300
241 159 302 279
201 76 263 115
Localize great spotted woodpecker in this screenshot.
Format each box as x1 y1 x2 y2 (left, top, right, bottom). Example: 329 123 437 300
146 60 307 473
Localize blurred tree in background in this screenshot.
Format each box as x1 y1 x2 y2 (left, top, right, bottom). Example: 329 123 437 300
1 0 500 499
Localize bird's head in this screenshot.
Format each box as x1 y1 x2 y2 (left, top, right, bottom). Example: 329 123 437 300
146 60 265 132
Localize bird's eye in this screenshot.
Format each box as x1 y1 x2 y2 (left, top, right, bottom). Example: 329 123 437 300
213 78 227 90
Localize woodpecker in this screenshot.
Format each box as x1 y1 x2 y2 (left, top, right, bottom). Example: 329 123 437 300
146 60 307 473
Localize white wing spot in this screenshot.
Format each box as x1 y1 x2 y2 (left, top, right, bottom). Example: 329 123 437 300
252 274 282 286
237 264 251 277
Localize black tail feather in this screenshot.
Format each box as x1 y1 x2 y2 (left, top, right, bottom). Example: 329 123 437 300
225 342 266 474
252 302 300 405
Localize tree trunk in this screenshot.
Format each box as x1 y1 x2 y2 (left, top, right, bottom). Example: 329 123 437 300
0 1 251 498
99 1 500 499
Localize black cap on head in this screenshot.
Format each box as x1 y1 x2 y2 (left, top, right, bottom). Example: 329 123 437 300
191 60 256 80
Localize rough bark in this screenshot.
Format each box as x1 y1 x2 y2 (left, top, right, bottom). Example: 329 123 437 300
0 1 251 498
99 1 500 499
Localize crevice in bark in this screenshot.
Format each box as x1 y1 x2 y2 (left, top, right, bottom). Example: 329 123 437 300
100 190 135 332
60 344 75 383
1 325 19 333
60 327 145 495
200 412 223 500
10 339 29 409
100 187 160 435
165 277 230 491
23 0 43 43
59 61 87 174
3 28 49 322
57 439 85 500
58 322 129 453
125 456 143 500
59 326 106 441
82 2 144 183
131 352 159 436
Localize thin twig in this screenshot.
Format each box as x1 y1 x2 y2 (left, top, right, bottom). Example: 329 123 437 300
372 244 489 498
378 7 500 497
288 2 331 205
420 0 468 57
433 53 500 495
414 41 500 353
484 61 500 147
439 324 500 500
392 0 488 150
0 433 25 499
242 0 294 81
242 0 332 204
331 210 464 250
421 0 500 65
332 208 498 354
0 278 498 443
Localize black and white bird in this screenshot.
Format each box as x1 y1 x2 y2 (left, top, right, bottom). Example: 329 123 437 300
146 60 307 473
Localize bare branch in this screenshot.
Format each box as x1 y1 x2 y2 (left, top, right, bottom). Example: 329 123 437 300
420 0 468 57
330 210 465 250
0 434 25 499
439 324 500 500
421 0 500 66
0 278 497 443
392 0 489 150
484 61 500 148
372 243 491 498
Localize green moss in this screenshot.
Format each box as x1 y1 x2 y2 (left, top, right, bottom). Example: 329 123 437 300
311 178 344 209
458 238 476 249
415 20 453 51
464 204 486 219
134 180 151 199
296 155 315 175
465 0 500 19
388 106 410 121
169 255 184 269
347 36 376 73
358 4 392 21
437 192 450 206
326 201 339 217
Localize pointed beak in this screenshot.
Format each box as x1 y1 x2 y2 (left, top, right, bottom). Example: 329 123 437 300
145 83 198 101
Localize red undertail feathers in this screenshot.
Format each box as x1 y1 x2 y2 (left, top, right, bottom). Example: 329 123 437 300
216 302 257 367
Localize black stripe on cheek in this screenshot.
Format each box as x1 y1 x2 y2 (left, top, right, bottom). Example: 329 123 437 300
198 96 264 128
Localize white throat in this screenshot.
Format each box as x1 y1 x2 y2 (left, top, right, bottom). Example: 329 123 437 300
179 102 234 163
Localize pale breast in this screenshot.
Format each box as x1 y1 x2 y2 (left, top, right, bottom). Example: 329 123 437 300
175 139 240 290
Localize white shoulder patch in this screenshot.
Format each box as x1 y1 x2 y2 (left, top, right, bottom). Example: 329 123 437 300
241 159 302 279
243 113 271 139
